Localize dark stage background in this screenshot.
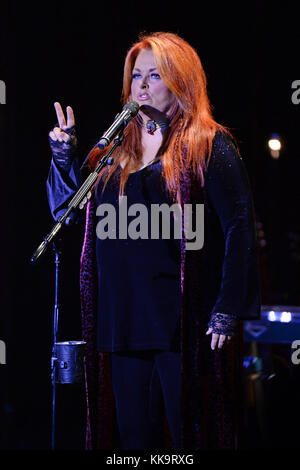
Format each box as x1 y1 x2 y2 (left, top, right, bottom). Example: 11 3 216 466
1 0 300 450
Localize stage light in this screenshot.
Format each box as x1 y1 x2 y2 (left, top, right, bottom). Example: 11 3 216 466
268 138 281 151
267 134 282 159
280 311 292 323
268 310 276 322
267 310 292 323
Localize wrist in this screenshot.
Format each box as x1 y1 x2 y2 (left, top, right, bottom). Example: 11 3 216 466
208 312 238 336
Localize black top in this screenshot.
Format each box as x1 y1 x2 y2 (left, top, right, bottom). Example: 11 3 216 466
46 130 254 341
94 160 181 351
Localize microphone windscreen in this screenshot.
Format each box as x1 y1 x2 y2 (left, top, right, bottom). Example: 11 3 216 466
124 101 140 116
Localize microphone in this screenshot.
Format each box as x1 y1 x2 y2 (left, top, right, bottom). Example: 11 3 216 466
97 101 140 149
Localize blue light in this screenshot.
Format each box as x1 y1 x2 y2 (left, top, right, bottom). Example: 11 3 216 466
280 311 292 323
267 310 292 323
268 311 276 322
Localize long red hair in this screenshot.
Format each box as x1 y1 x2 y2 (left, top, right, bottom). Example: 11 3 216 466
87 32 232 203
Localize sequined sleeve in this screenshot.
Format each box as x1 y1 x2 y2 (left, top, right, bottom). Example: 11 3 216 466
208 312 238 336
46 125 82 221
204 131 261 321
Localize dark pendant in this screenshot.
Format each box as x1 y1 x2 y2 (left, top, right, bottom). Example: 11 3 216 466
146 120 156 135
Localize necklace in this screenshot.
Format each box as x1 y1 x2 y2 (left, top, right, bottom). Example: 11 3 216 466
143 119 169 135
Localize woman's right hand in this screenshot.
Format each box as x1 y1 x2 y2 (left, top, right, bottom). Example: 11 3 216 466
49 102 77 165
49 102 75 142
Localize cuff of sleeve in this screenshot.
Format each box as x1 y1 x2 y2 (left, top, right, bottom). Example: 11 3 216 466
49 125 77 169
208 312 238 336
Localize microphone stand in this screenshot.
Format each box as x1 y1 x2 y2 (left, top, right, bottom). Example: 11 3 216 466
30 131 124 265
50 238 61 450
30 131 124 450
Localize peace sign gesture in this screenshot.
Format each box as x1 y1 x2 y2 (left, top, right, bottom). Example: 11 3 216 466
49 102 76 143
48 102 77 164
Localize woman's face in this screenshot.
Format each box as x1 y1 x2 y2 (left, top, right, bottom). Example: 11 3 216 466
130 48 176 118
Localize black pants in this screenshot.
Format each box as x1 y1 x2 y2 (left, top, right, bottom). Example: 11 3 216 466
110 349 181 450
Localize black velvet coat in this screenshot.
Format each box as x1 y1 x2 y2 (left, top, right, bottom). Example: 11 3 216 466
47 130 261 449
